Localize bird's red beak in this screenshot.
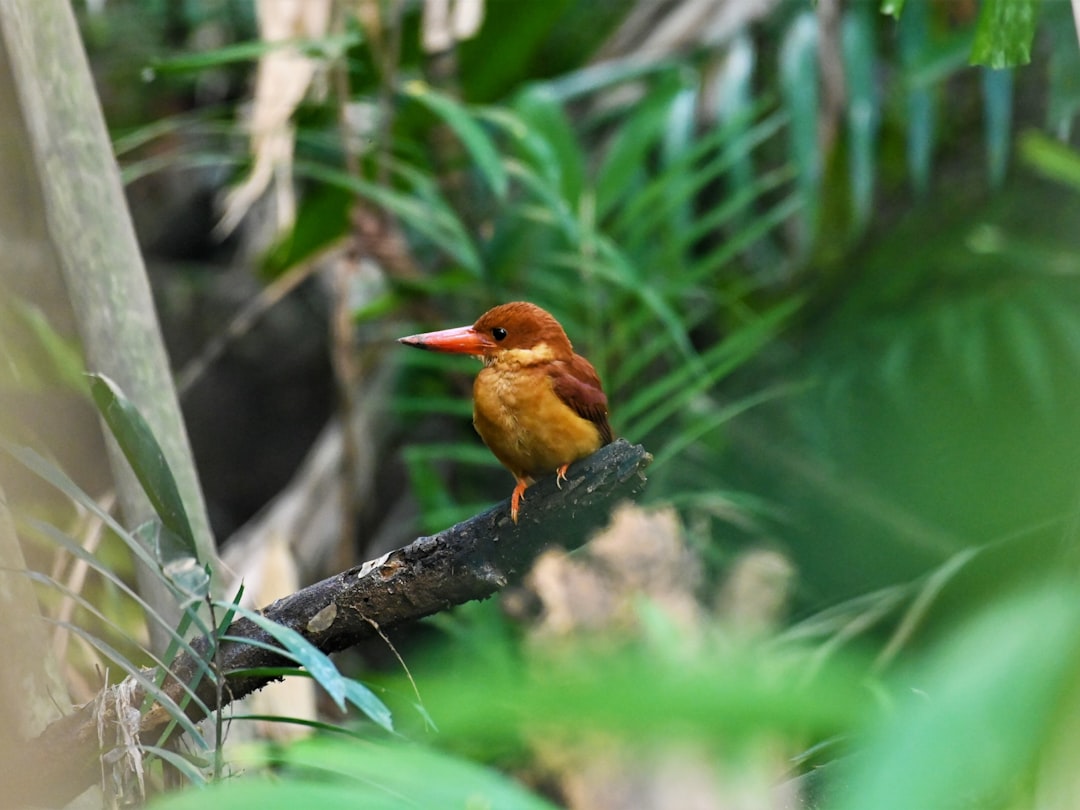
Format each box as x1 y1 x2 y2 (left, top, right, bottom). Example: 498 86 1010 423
398 324 495 357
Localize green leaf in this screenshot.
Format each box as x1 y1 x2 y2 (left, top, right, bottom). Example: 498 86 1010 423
842 4 880 231
2 441 169 576
147 33 361 74
296 159 481 275
133 521 210 606
650 383 801 470
150 739 559 810
899 0 936 195
970 0 1039 68
595 71 685 219
1018 130 1080 192
997 301 1054 409
341 679 394 734
224 605 350 714
224 605 394 731
711 33 757 195
1045 1 1080 135
88 373 198 561
44 617 209 747
140 745 209 786
403 81 509 199
26 519 211 672
2 300 87 392
881 0 906 19
511 85 586 203
614 104 786 252
779 11 820 248
148 779 381 810
620 300 800 440
684 191 802 285
423 642 868 748
835 582 1080 810
982 68 1014 187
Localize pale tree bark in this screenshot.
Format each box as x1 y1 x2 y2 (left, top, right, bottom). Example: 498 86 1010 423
0 0 219 655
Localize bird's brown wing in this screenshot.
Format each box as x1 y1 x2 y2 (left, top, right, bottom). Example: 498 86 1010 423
551 354 614 445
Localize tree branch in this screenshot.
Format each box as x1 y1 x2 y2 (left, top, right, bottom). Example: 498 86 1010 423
3 440 651 808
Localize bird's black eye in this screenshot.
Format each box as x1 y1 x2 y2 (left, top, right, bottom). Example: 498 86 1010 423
492 327 507 342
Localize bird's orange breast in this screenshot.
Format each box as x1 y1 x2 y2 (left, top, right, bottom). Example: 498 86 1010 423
472 357 605 481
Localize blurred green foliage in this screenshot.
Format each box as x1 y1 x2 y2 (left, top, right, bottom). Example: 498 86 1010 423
24 0 1080 806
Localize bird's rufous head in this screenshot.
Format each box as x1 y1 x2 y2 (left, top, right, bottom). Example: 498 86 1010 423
398 302 573 363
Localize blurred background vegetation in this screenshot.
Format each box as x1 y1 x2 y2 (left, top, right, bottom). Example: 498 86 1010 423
5 0 1080 807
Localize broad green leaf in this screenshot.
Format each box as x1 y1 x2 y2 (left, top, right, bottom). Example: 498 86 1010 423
1031 285 1080 374
970 0 1039 68
834 582 1080 810
88 373 198 561
456 0 575 102
403 81 509 199
422 642 869 747
150 779 384 810
945 299 991 399
150 740 559 810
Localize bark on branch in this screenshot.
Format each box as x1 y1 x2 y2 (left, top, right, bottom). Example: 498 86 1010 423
3 440 651 808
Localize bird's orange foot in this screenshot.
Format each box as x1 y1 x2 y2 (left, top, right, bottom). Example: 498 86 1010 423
511 479 528 523
556 463 569 490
